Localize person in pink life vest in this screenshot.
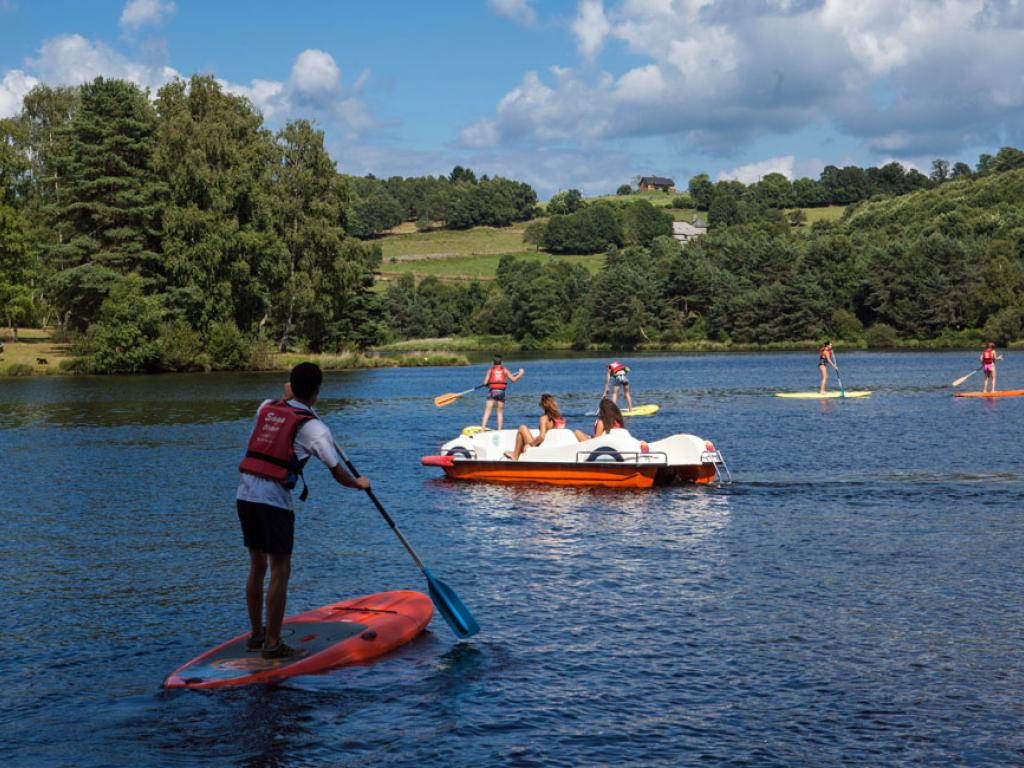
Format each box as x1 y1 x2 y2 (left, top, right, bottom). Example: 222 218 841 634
236 362 370 660
504 393 567 461
980 342 1003 393
603 360 634 410
480 354 524 431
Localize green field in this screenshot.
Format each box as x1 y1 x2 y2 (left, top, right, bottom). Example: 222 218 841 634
373 197 845 283
789 205 846 225
379 225 529 260
378 249 605 280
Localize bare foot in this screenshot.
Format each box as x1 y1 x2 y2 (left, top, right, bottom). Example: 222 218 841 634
503 451 516 461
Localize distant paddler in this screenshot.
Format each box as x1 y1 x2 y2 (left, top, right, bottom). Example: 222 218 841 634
603 360 634 410
818 341 839 395
481 354 524 432
980 342 1003 393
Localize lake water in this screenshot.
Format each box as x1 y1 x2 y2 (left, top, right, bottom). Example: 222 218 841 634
2 351 1022 767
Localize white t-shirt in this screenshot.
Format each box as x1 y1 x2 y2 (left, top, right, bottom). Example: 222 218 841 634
236 399 342 511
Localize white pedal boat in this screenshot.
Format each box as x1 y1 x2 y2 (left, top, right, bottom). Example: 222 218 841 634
421 428 729 488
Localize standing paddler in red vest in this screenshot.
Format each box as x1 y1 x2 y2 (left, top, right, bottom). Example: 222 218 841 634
480 354 524 431
236 362 371 660
603 360 634 411
980 342 1002 393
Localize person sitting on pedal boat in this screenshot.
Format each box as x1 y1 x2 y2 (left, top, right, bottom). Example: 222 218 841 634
505 393 566 461
574 398 626 442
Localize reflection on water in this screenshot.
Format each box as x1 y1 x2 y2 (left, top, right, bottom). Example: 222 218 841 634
3 352 1024 767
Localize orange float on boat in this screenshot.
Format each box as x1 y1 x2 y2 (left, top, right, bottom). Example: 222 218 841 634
164 590 432 690
422 429 729 488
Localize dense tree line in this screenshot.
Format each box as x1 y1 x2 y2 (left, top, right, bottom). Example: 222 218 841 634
344 166 537 236
0 75 385 371
687 146 1024 227
381 168 1024 348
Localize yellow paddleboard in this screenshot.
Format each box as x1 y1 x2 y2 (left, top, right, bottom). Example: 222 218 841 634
775 391 872 399
620 404 660 416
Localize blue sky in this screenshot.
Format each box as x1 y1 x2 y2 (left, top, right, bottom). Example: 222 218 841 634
3 0 1023 197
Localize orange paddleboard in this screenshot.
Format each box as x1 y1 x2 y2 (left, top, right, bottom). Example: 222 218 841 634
955 389 1024 398
164 590 432 689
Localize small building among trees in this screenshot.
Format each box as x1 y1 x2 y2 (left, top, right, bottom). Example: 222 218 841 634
638 176 676 192
672 217 708 244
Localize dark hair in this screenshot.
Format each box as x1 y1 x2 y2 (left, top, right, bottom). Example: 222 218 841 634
598 398 624 432
493 354 502 364
290 362 323 399
539 393 561 422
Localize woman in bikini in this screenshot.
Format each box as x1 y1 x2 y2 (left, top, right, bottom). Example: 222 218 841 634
818 341 838 394
574 398 625 442
504 393 566 461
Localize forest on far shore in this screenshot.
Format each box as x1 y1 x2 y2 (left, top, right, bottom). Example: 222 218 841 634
2 74 1024 373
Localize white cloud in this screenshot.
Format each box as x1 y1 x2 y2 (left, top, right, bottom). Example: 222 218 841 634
461 0 1024 162
290 49 341 101
26 34 179 91
488 0 536 26
459 118 500 148
717 155 795 184
572 0 611 59
0 69 39 118
120 0 176 31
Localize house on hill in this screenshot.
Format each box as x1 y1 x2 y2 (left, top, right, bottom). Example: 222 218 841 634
638 176 675 192
672 216 708 244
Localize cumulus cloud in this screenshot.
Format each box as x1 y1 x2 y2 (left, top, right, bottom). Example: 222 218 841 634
219 49 379 139
488 0 537 26
572 0 611 58
717 155 795 184
461 0 1024 161
2 36 381 144
26 34 179 90
0 69 39 118
120 0 176 31
290 49 342 101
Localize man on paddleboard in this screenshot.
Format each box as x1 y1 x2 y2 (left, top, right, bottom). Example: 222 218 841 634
237 362 370 660
481 355 524 431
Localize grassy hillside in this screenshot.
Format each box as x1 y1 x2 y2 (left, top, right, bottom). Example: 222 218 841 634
372 194 847 282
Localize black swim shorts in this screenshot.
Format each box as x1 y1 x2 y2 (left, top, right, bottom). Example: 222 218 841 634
237 499 295 555
488 388 506 402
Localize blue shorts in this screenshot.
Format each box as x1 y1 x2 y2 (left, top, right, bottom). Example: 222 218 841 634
613 372 629 385
488 388 506 402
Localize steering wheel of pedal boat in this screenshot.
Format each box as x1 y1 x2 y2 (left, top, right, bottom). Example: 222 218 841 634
585 446 625 463
445 446 473 458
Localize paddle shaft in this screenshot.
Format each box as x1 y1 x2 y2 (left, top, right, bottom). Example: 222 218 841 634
335 444 425 571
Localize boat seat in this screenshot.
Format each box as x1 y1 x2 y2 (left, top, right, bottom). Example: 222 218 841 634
543 428 577 447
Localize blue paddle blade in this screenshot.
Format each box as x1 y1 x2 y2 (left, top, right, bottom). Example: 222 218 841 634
424 567 480 638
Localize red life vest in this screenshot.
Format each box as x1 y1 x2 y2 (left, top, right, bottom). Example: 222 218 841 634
608 361 627 375
239 400 316 493
487 365 508 389
981 349 996 365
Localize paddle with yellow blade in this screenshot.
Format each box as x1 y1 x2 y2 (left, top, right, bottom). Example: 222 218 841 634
434 384 486 408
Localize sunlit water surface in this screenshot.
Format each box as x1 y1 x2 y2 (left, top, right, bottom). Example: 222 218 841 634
1 351 1022 766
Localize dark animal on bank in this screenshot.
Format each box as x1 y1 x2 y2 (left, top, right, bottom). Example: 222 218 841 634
36 357 48 365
